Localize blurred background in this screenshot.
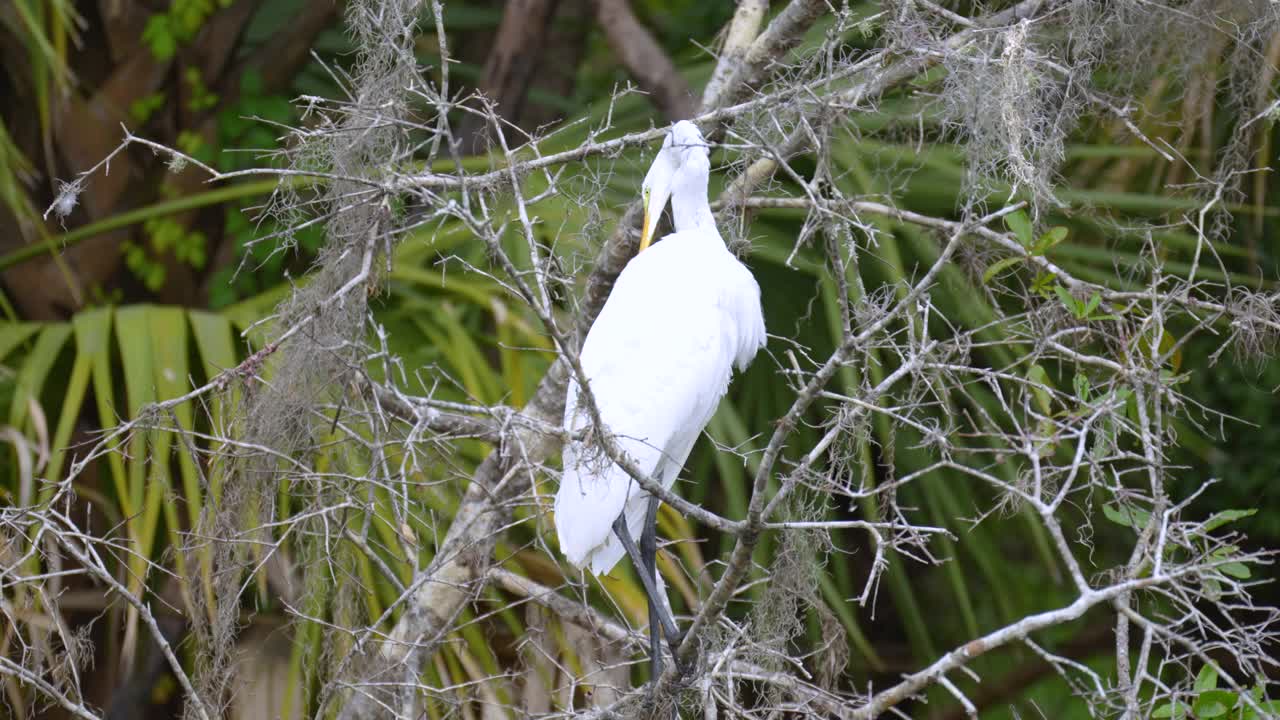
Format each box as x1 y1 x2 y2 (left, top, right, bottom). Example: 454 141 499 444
1 1 1277 718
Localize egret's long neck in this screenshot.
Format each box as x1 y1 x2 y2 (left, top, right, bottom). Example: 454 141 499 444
670 160 718 237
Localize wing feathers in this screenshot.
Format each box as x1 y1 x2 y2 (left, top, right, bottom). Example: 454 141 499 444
554 234 766 575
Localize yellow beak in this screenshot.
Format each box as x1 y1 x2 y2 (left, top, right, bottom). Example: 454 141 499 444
639 190 655 253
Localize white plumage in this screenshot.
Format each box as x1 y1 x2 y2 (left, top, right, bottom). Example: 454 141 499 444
556 121 767 575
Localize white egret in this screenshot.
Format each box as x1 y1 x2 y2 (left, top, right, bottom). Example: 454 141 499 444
555 121 766 676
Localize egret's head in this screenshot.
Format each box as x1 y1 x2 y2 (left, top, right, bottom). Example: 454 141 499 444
639 121 711 252
669 121 710 192
640 130 678 253
669 121 708 160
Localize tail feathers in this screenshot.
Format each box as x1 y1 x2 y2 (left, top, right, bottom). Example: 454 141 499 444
586 536 625 576
556 454 650 574
585 492 650 575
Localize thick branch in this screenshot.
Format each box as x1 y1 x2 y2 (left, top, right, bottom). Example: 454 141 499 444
456 0 560 153
593 0 694 120
700 0 769 109
703 0 826 112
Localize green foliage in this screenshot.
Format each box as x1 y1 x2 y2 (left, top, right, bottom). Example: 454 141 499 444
141 15 179 62
1204 509 1258 533
130 92 167 125
1102 503 1151 530
982 210 1069 286
175 129 211 164
216 70 296 158
1103 501 1257 602
3 2 1280 716
1054 286 1120 322
184 67 219 112
1152 665 1278 720
0 124 39 241
121 238 165 291
0 307 229 608
121 205 210 292
1174 337 1280 540
203 69 308 308
142 0 235 60
1030 268 1058 297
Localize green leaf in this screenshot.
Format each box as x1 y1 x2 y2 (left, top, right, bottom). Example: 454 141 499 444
9 325 72 429
0 323 40 362
1194 664 1219 693
1073 373 1090 402
1054 285 1082 316
1033 226 1068 253
1192 689 1237 718
189 310 238 503
1204 508 1257 533
1242 700 1280 720
149 306 196 501
1084 292 1101 317
44 309 112 487
1026 363 1052 415
1152 701 1189 718
1103 503 1150 530
982 256 1024 284
1031 270 1057 297
1203 575 1222 600
141 14 177 60
1244 696 1280 717
129 93 165 125
1005 210 1033 247
115 306 163 595
1219 562 1251 579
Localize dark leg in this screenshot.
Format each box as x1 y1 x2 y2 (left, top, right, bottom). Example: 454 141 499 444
612 507 680 651
639 493 663 680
